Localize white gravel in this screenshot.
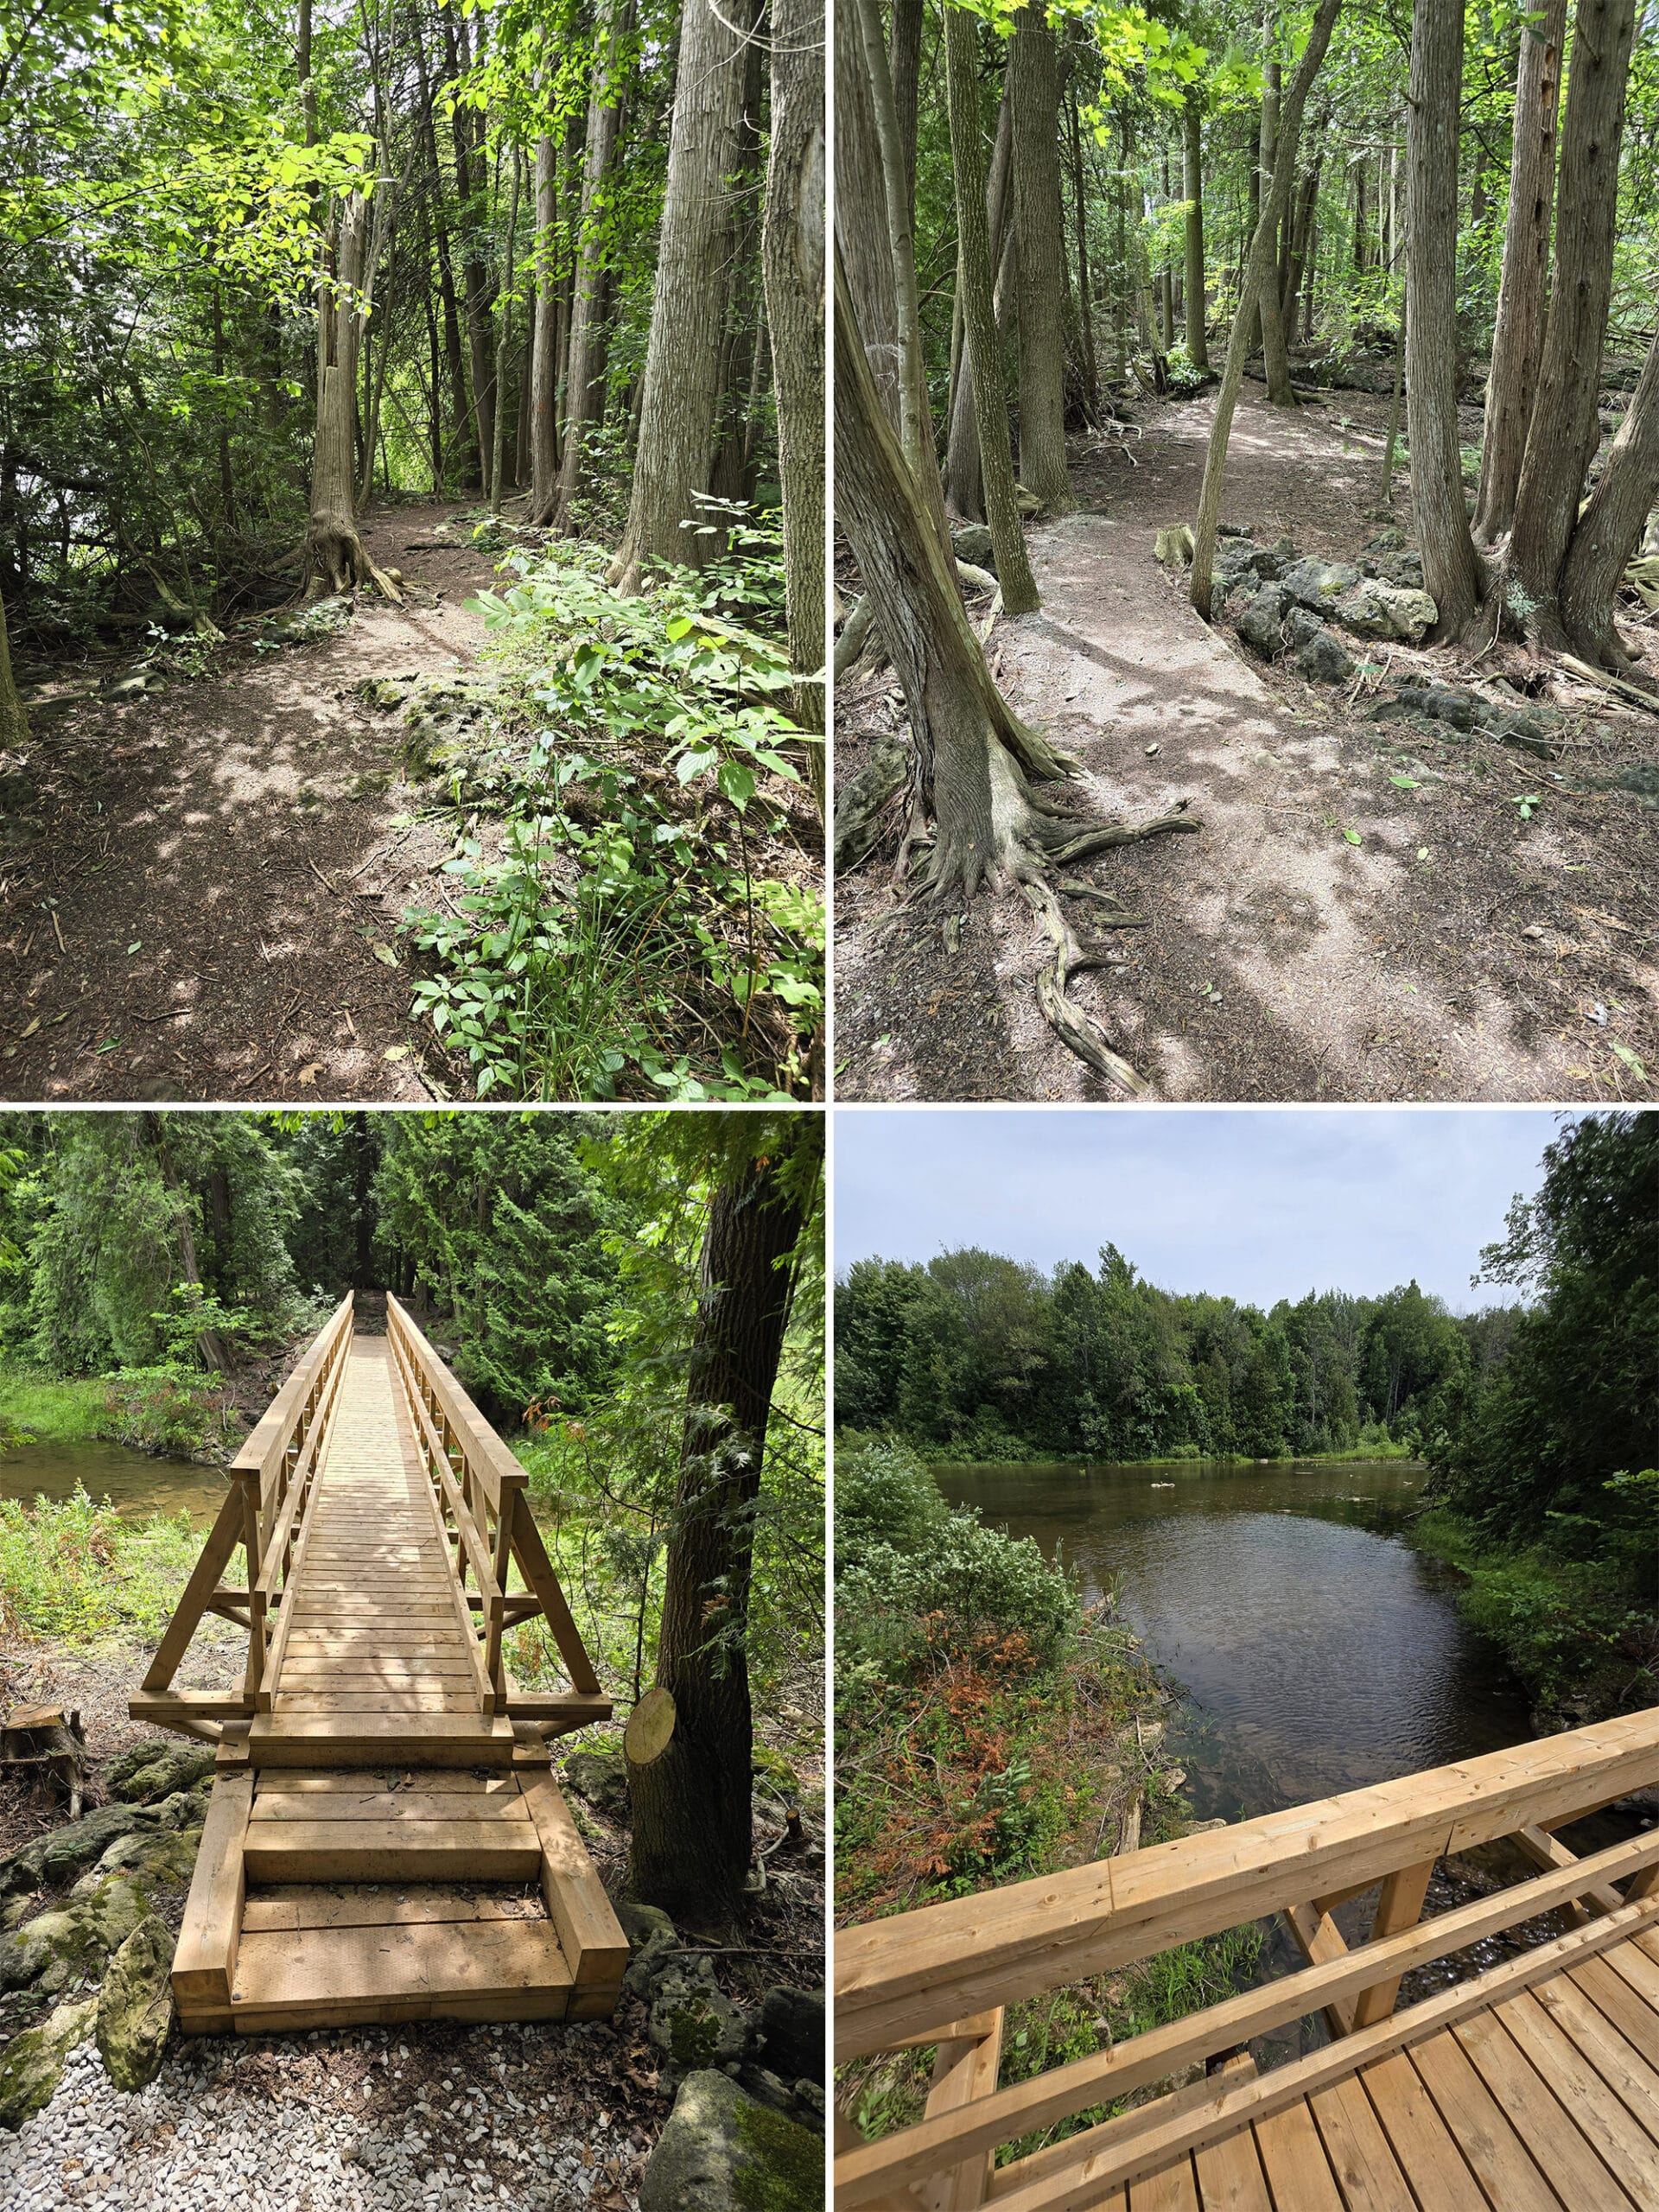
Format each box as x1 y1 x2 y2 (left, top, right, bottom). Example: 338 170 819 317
0 2022 644 2211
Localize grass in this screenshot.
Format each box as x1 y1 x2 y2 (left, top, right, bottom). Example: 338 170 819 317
0 1486 201 1641
0 1370 112 1449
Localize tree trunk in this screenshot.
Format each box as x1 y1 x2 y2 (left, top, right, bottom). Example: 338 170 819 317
945 2 1039 615
1009 1 1072 511
307 194 397 596
0 590 27 748
1503 0 1637 645
550 0 629 530
1406 0 1490 639
1190 0 1344 620
1184 96 1207 369
834 0 900 437
1259 62 1296 405
888 0 924 211
489 151 522 518
1473 0 1567 544
1070 92 1099 407
411 16 476 488
529 137 561 524
762 0 825 803
836 251 1066 899
446 14 496 497
627 1159 806 1923
608 0 751 591
1159 149 1174 351
1557 328 1659 667
943 77 1012 521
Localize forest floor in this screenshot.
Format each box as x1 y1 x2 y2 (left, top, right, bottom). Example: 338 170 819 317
0 502 506 1103
836 383 1659 1101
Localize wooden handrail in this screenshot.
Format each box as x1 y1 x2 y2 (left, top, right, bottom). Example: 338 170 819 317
231 1292 355 1526
835 1705 1659 2065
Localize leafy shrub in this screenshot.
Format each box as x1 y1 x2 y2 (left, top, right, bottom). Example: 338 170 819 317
834 1433 948 1567
101 1367 236 1458
401 541 822 1102
0 1490 201 1640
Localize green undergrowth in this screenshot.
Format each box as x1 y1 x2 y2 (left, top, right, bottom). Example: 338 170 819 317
1410 1503 1659 1723
398 524 823 1103
0 1362 243 1463
0 1488 201 1641
0 1373 110 1449
836 1435 1267 2160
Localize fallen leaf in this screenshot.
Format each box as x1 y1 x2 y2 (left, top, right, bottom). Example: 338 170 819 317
1343 829 1361 846
383 1044 410 1062
298 1061 323 1085
18 1018 39 1039
371 942 401 968
1611 1041 1649 1084
1389 775 1418 789
1416 847 1429 860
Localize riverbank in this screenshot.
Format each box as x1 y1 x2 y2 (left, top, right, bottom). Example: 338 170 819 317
925 1439 1418 1471
1409 1505 1659 1729
0 1365 248 1465
834 1436 1264 2158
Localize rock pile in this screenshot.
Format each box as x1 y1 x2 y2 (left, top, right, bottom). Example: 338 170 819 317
1216 526 1438 680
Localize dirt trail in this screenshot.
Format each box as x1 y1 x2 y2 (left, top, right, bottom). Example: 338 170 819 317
836 389 1658 1101
0 503 505 1102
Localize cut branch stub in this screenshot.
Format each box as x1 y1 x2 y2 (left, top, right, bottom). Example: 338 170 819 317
625 1687 677 1769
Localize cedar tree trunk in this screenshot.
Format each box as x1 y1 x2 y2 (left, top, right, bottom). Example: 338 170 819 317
550 0 628 531
1009 1 1072 511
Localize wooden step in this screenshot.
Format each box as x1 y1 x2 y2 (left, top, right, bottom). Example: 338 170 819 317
243 1820 542 1882
199 1912 577 2032
245 1713 518 1768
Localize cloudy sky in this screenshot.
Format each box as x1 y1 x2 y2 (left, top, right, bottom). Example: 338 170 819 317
834 1109 1577 1310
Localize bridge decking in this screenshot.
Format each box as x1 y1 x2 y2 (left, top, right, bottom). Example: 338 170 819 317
136 1294 628 2033
835 1709 1659 2212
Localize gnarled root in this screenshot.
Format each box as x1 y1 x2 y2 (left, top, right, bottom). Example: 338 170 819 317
304 515 404 604
918 734 1198 1095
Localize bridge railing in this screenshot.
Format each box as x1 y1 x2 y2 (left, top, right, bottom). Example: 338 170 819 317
386 1294 607 1726
133 1293 356 1736
833 1707 1659 2212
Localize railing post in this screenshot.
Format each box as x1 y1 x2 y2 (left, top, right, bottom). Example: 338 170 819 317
238 1471 266 1702
1350 1858 1437 2028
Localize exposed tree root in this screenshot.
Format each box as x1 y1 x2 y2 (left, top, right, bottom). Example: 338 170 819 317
302 517 405 605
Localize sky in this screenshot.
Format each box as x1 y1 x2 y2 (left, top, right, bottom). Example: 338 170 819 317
833 1109 1580 1312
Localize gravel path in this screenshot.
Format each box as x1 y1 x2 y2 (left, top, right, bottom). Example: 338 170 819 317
2 2013 650 2211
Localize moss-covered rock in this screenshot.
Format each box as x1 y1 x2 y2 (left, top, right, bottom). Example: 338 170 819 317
0 1876 144 1993
564 1750 628 1817
639 2070 821 2212
0 1998 96 2131
0 1803 154 1898
106 1741 215 1805
647 1957 747 2072
95 1916 175 2091
73 1824 201 1902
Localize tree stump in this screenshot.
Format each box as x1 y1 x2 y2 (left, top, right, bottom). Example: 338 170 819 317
2 1706 90 1820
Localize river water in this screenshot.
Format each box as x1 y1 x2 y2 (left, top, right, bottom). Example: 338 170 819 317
932 1458 1538 1824
0 1441 227 1522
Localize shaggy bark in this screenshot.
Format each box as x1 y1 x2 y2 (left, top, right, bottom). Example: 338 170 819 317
529 137 561 524
1009 1 1072 511
305 193 402 600
1503 0 1637 645
550 0 629 530
1258 62 1295 406
628 1157 804 1923
1557 330 1659 669
1184 95 1208 370
762 0 826 802
608 0 749 592
838 251 1195 1088
1191 0 1344 620
942 79 1012 522
1406 0 1490 638
1473 0 1567 545
487 151 522 518
834 0 900 434
945 3 1039 616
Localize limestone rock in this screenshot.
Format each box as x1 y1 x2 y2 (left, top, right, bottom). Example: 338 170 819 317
563 1750 628 1818
74 1823 202 1899
618 1899 678 1999
753 1986 824 2084
1294 627 1355 684
639 2070 823 2212
0 1998 96 2131
1235 584 1289 657
1384 683 1477 731
0 1803 154 1898
647 1957 747 2072
1330 577 1438 644
950 524 995 569
1013 485 1042 518
1280 556 1363 613
0 1876 145 1993
106 1741 215 1805
96 1916 175 2091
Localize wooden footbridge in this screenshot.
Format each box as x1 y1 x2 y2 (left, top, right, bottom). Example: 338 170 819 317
133 1293 628 2034
835 1712 1659 2210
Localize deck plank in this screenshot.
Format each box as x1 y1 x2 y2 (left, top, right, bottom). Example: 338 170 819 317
1357 2050 1477 2210
1452 2004 1642 2212
1307 2075 1416 2212
1190 2127 1272 2211
1407 2027 1563 2212
1251 2103 1343 2212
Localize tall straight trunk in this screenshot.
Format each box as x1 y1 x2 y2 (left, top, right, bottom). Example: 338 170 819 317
411 16 475 487
1354 156 1368 270
550 0 628 531
308 194 391 594
529 137 560 522
945 1 1039 616
761 0 826 804
1184 96 1207 368
446 14 496 494
836 249 1065 899
0 592 26 748
709 29 767 510
1474 0 1568 544
609 0 751 590
1503 0 1636 641
834 0 900 436
1159 149 1174 352
943 76 1012 521
888 0 924 211
628 1160 806 1923
1558 328 1659 667
1406 0 1489 638
489 150 522 518
1259 61 1295 404
1070 93 1099 406
1191 0 1344 620
1009 1 1072 510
